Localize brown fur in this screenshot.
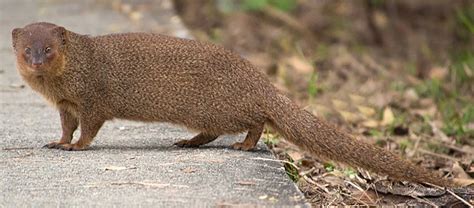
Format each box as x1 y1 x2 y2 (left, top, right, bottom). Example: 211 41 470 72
12 22 453 187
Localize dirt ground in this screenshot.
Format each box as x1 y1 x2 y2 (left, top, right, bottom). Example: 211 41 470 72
172 0 473 206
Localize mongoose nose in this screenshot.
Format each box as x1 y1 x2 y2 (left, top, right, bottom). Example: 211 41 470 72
32 62 43 68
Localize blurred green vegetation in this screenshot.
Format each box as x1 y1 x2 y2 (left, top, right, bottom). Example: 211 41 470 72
217 0 297 12
324 162 335 172
173 1 473 205
176 0 474 142
415 78 474 139
284 156 300 182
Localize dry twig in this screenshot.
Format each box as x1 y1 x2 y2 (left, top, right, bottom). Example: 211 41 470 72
251 157 299 170
418 149 461 162
446 189 473 207
344 180 375 204
409 195 438 207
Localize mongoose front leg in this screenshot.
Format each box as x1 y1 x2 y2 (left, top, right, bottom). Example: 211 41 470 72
232 124 264 151
44 109 79 149
57 115 105 151
174 133 219 148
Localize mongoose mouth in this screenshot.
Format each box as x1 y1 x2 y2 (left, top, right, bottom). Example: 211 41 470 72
23 64 47 75
31 63 43 70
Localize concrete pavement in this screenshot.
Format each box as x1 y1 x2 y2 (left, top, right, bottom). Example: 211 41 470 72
0 0 308 207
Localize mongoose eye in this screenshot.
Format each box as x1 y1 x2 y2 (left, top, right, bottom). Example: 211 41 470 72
25 47 31 55
45 47 52 54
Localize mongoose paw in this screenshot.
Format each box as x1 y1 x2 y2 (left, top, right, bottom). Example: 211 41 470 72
231 142 255 151
43 141 68 149
57 143 87 151
43 142 86 151
174 140 200 148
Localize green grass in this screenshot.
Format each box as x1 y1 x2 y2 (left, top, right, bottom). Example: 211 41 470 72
369 0 386 7
343 168 357 179
284 156 300 182
415 79 443 100
456 6 474 35
452 5 474 88
315 43 329 61
441 102 474 139
406 62 418 76
398 139 412 153
324 162 335 172
216 0 297 13
307 71 321 101
262 132 280 146
437 5 474 140
241 0 297 12
414 78 474 139
368 129 383 137
387 112 408 135
450 51 474 88
390 81 407 92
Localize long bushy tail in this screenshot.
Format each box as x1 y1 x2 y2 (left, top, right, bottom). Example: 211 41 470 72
265 94 452 187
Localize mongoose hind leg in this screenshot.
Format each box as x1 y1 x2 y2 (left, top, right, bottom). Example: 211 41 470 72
232 123 264 151
44 109 79 149
174 133 219 148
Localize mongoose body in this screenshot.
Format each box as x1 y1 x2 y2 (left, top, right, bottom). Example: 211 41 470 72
12 22 452 187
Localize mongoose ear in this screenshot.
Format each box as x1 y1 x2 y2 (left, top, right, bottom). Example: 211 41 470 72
52 26 67 45
11 28 22 51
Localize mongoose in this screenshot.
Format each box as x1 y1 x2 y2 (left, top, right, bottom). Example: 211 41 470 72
12 22 453 187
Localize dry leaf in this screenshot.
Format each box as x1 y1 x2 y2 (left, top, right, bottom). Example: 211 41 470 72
362 120 379 128
452 178 474 186
129 11 143 21
120 3 132 13
351 190 378 205
287 151 304 161
381 107 394 126
286 56 313 74
339 110 359 123
332 99 349 110
404 88 419 102
9 84 25 89
247 53 273 71
236 181 256 186
110 181 189 188
349 94 365 104
268 196 277 202
465 122 474 131
181 167 197 173
373 181 445 197
429 66 448 80
452 162 471 179
357 105 376 117
104 166 136 171
419 98 435 107
309 104 333 117
430 122 451 143
374 10 388 28
323 175 345 186
412 106 437 117
463 63 473 77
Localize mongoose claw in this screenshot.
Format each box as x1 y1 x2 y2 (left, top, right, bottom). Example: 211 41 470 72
174 140 199 148
43 142 85 151
231 142 255 151
57 144 75 151
43 141 65 149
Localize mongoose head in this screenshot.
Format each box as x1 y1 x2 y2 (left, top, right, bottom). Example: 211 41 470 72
12 22 67 76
